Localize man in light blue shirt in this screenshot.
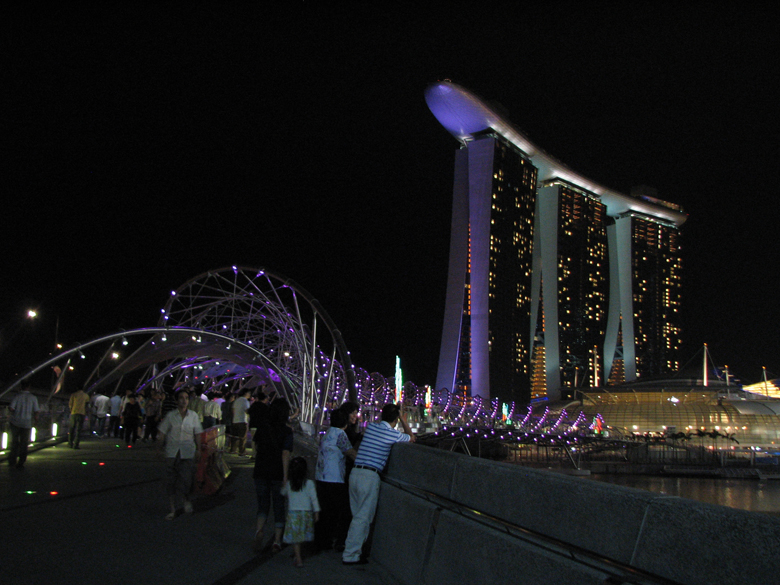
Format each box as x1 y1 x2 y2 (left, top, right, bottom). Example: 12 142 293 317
342 402 414 565
9 380 40 470
108 393 122 438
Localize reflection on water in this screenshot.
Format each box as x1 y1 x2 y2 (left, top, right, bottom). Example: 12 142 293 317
588 475 780 515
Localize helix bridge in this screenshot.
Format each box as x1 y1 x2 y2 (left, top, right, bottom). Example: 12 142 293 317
2 266 615 464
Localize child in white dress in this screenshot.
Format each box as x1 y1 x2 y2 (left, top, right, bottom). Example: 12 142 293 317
281 456 321 567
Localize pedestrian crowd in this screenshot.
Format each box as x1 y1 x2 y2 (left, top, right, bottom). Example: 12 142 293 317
6 380 415 569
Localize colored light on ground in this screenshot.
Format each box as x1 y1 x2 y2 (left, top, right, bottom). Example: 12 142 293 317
50 492 58 496
82 461 87 465
99 462 105 466
25 491 36 495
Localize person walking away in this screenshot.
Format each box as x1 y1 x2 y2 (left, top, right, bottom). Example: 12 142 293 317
282 457 320 567
221 393 235 450
315 408 356 551
253 400 293 553
88 392 99 435
8 380 40 469
108 392 122 438
161 388 178 418
231 388 252 456
68 387 90 449
342 402 414 565
93 392 110 438
121 394 142 445
143 390 162 442
247 391 270 459
158 389 203 520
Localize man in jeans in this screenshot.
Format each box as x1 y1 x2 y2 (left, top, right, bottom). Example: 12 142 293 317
342 403 414 565
8 380 40 469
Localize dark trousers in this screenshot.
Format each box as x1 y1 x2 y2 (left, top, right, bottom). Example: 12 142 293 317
255 477 286 529
166 454 196 506
8 423 32 467
69 414 85 447
143 416 159 441
316 480 351 548
231 422 248 454
108 415 121 437
123 418 140 444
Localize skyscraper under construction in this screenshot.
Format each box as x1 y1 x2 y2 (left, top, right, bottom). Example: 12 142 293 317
426 81 686 405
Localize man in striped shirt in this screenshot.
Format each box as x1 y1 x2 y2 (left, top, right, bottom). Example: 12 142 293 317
342 402 415 565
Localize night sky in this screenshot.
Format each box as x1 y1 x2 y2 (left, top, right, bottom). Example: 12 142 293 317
3 4 778 388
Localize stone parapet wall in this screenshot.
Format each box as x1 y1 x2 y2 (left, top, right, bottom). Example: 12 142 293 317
371 443 780 585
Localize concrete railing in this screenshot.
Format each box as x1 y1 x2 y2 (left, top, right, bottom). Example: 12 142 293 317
370 443 780 585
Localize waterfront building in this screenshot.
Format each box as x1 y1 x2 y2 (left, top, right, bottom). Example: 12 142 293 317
572 378 780 450
426 81 687 405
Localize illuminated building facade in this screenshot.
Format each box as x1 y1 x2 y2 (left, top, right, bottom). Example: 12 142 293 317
438 134 537 404
604 203 684 385
532 180 609 400
426 81 687 405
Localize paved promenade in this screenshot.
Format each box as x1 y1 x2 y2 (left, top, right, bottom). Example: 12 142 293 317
0 435 400 585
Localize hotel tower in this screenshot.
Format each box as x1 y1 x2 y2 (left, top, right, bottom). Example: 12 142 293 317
426 81 686 405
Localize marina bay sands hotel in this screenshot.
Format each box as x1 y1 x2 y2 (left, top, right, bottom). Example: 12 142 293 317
427 81 687 405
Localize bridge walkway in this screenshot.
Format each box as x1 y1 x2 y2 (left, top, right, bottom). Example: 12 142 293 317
0 436 399 585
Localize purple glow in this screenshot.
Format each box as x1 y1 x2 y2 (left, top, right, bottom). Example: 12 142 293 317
424 82 493 141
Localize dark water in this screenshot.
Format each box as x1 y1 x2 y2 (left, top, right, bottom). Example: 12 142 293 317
588 474 780 516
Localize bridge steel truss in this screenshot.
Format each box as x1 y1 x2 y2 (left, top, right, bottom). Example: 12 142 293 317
2 267 357 430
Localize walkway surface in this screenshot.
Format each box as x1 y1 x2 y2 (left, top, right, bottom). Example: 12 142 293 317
0 435 400 585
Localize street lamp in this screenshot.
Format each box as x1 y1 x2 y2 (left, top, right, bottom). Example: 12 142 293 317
27 309 38 319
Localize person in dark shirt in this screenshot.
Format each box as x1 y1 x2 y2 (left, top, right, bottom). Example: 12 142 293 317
247 391 270 459
221 393 234 425
143 390 163 442
339 401 362 448
121 394 143 445
161 389 178 417
252 399 293 553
